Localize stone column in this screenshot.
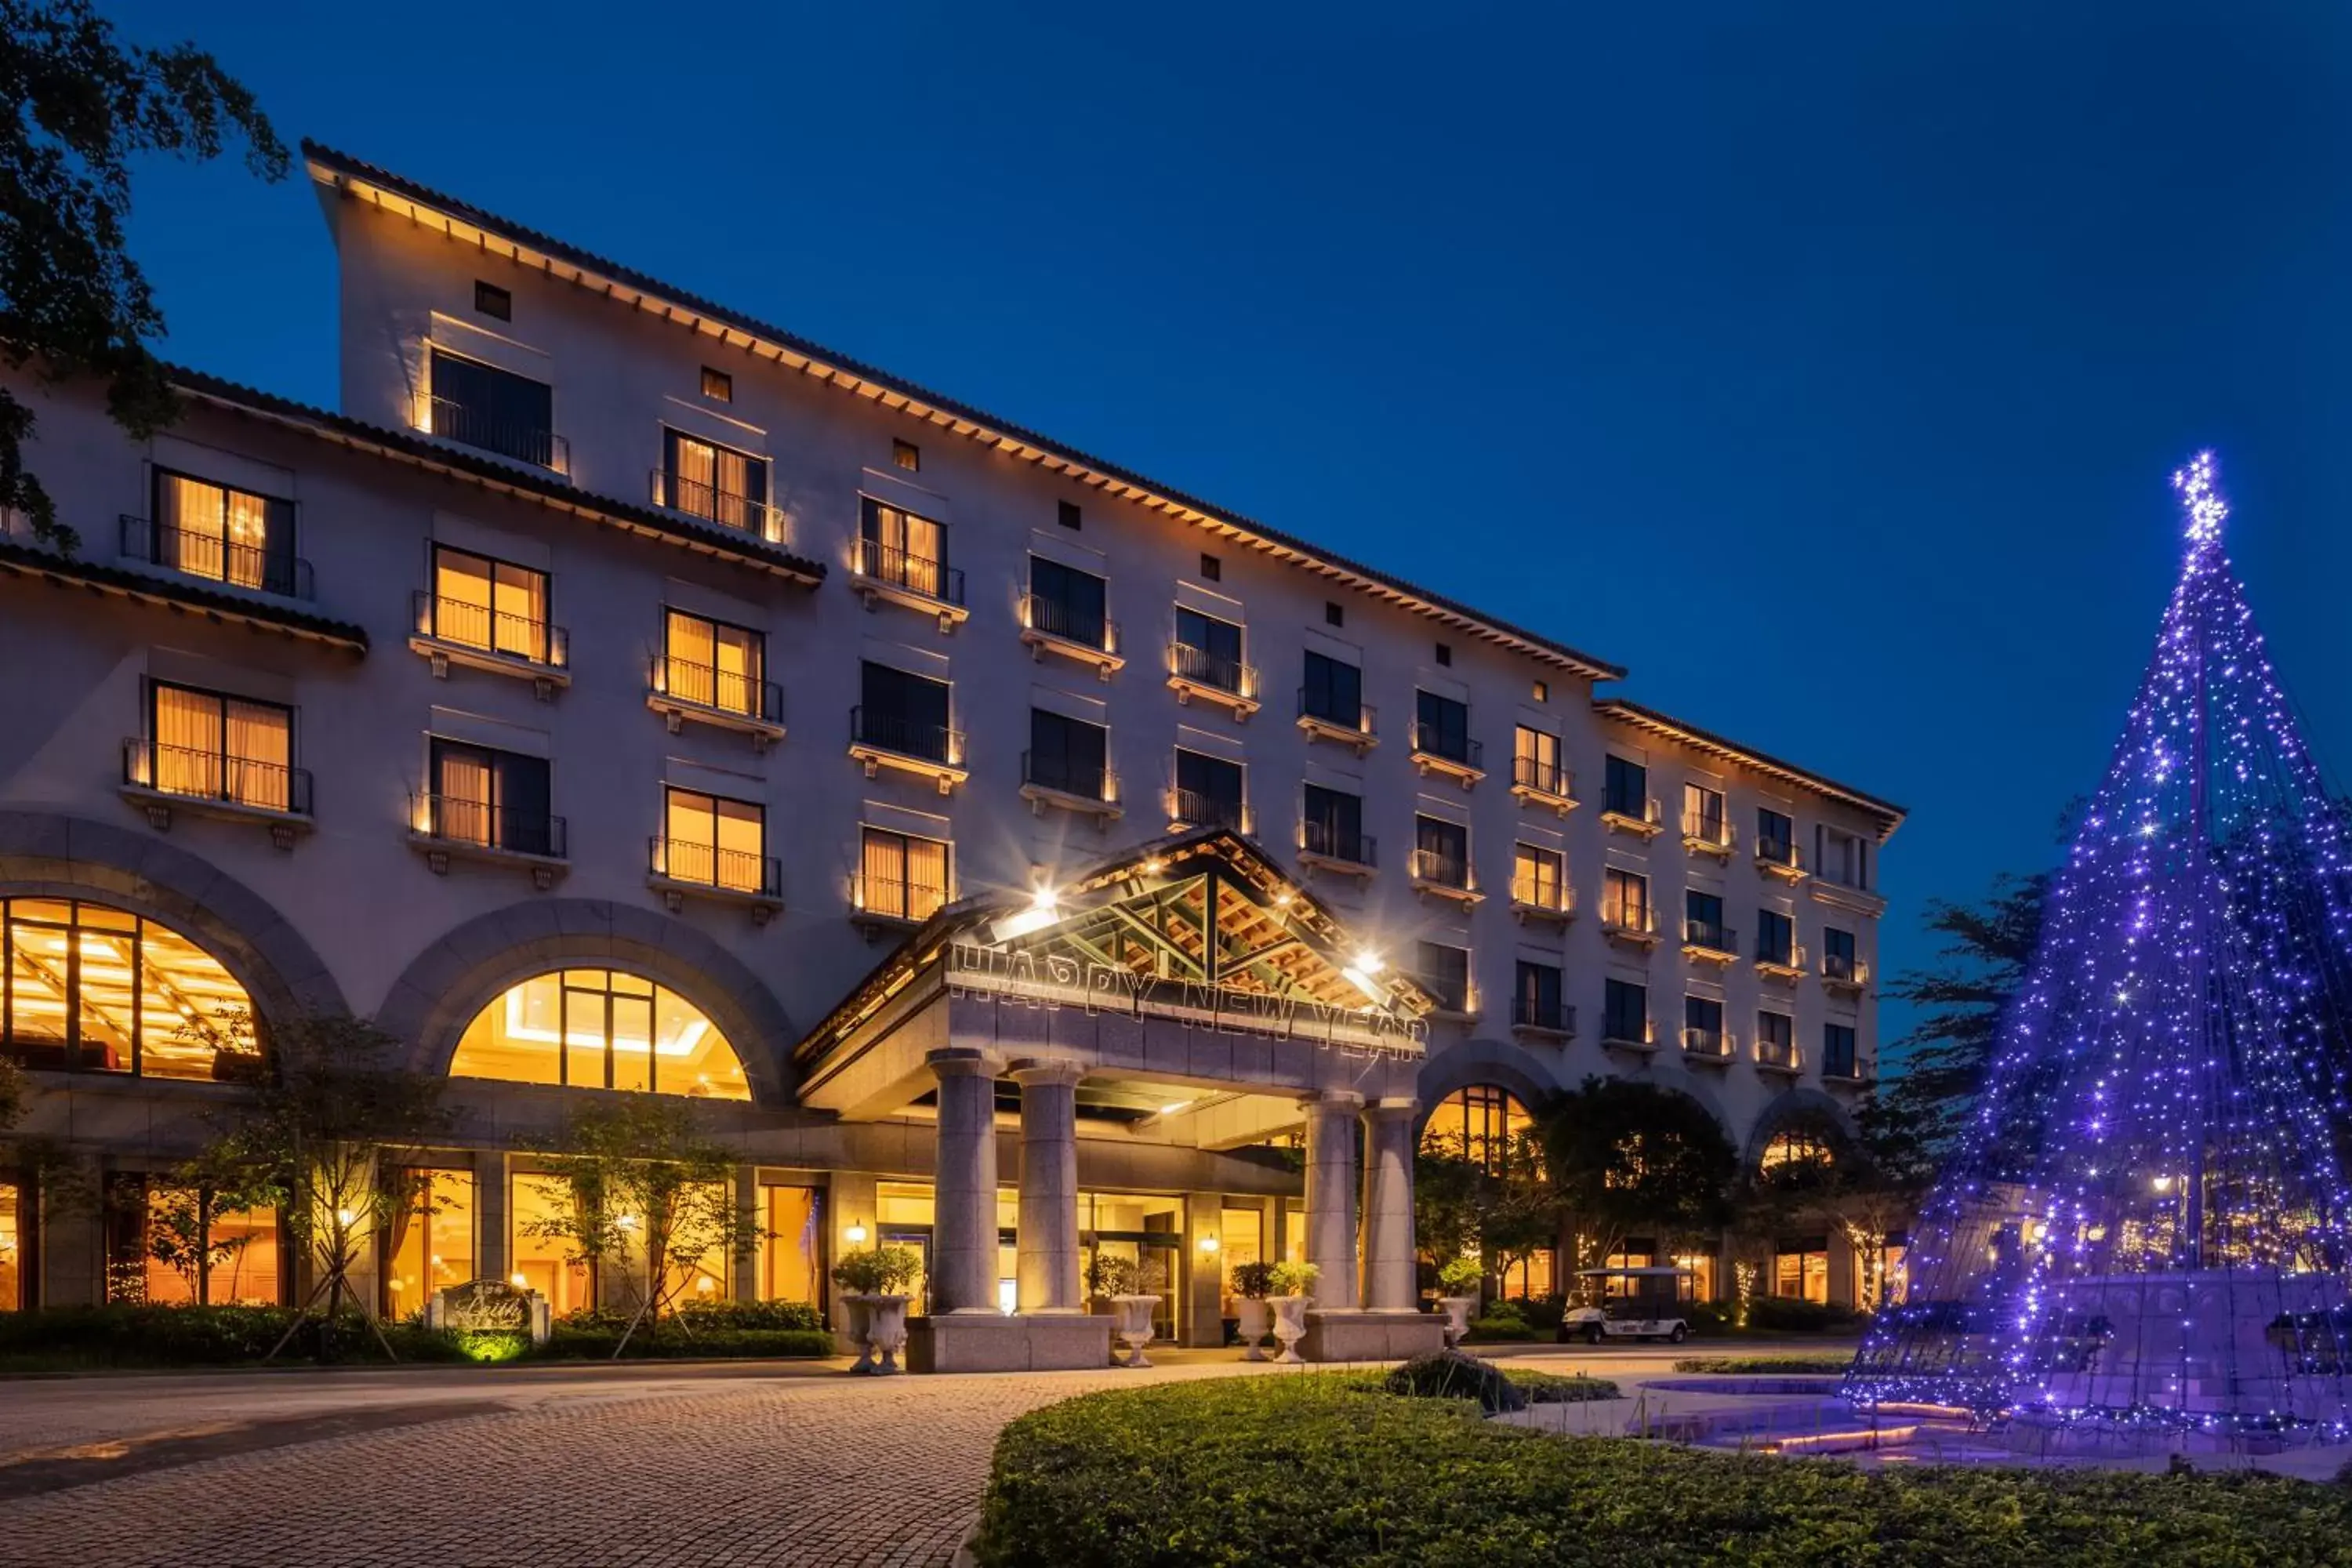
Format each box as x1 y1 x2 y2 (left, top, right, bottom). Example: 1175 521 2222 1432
1301 1091 1363 1310
929 1047 1004 1315
1011 1060 1085 1314
474 1152 509 1290
1360 1100 1420 1312
732 1163 760 1305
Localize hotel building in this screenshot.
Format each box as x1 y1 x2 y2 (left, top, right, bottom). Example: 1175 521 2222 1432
0 144 1903 1361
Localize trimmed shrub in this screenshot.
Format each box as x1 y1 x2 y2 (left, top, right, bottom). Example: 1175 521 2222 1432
1510 1294 1567 1333
1512 1369 1621 1403
1679 1301 1733 1335
1674 1352 1853 1374
540 1319 833 1360
673 1298 824 1333
1383 1349 1524 1412
1464 1301 1540 1342
1744 1296 1862 1334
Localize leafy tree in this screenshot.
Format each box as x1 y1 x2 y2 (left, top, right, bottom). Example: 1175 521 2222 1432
2 0 288 550
1541 1077 1735 1290
1414 1128 1558 1294
0 1053 22 1133
1881 872 2048 1157
1732 1099 1933 1314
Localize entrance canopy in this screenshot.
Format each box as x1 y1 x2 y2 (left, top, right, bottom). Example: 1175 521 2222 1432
795 827 1435 1123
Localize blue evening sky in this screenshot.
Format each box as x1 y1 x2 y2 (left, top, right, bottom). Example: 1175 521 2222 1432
95 2 2352 1051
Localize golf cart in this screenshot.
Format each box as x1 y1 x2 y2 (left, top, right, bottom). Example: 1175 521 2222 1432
1562 1265 1694 1345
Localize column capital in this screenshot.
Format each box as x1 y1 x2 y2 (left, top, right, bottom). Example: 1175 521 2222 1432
1299 1088 1366 1113
927 1047 1004 1080
1362 1098 1420 1123
1008 1058 1088 1088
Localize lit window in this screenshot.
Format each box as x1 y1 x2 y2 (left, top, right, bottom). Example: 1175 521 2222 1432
762 1185 822 1306
426 544 553 663
109 1172 281 1305
662 787 768 894
1531 679 1548 703
449 970 750 1100
386 1170 477 1319
150 471 291 593
662 608 768 718
858 826 951 923
143 683 296 813
1 898 252 1080
858 498 950 598
892 438 920 472
1773 1240 1830 1303
700 365 733 402
1418 1085 1534 1174
662 430 768 533
1511 842 1565 909
0 1180 21 1310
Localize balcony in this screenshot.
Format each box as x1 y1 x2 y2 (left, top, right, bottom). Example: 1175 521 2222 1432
121 739 313 848
1425 982 1483 1025
851 871 950 938
1681 811 1735 861
1019 593 1123 679
1822 1056 1872 1089
1508 875 1575 926
849 707 968 794
851 539 968 630
1410 726 1485 789
1509 755 1576 814
1021 752 1123 826
1755 1036 1802 1076
1681 920 1739 966
1408 848 1483 906
1165 787 1250 836
1602 794 1665 839
1600 906 1662 950
408 793 568 888
118 514 313 600
1510 996 1575 1041
1601 1018 1658 1054
1821 952 1871 994
647 655 785 749
1296 691 1377 754
648 837 782 921
1755 837 1807 883
1755 943 1809 985
1681 1026 1735 1065
423 395 568 474
1298 819 1377 880
1166 642 1260 720
650 469 789 546
410 591 571 700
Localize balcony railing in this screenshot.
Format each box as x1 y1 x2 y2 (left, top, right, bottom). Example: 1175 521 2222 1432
1683 920 1737 954
1298 688 1375 736
1509 873 1570 913
1409 848 1472 890
1022 751 1115 804
855 538 964 606
1756 837 1804 873
1512 996 1574 1035
1681 810 1733 851
1168 787 1247 833
1822 1051 1864 1081
1756 939 1804 970
413 591 568 669
1170 641 1253 697
1512 754 1572 798
1603 794 1664 829
119 514 312 600
1602 905 1657 937
854 872 948 925
1302 818 1376 867
650 655 781 724
1681 1026 1733 1060
851 706 962 767
1022 592 1116 654
649 837 781 898
123 739 310 815
1755 1035 1799 1071
1411 725 1483 770
1823 952 1869 986
426 395 568 473
1601 1018 1655 1049
651 469 786 543
412 793 567 859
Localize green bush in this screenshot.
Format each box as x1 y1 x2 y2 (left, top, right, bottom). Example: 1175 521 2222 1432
1464 1301 1540 1342
673 1298 824 1333
1679 1301 1732 1334
1510 1294 1566 1333
975 1377 2352 1567
1511 1369 1620 1403
1674 1352 1853 1374
1743 1296 1863 1334
540 1319 833 1360
1383 1349 1524 1412
0 1305 456 1368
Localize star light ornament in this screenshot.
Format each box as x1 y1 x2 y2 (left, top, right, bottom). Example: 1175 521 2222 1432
1844 454 2352 1454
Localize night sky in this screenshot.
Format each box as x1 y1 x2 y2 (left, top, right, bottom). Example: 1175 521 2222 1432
93 2 2352 1054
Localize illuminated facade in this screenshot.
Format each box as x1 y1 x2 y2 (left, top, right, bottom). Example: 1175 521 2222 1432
0 144 1902 1346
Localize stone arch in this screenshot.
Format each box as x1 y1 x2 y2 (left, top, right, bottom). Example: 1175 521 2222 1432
1412 1036 1559 1139
376 898 796 1104
0 809 347 1031
1740 1086 1858 1173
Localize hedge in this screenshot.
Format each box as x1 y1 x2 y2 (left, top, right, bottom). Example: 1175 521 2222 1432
1672 1352 1853 1374
1741 1297 1864 1334
974 1375 2352 1567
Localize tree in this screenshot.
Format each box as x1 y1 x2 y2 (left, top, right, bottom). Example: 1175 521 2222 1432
2 0 288 549
1414 1128 1558 1295
1879 872 2047 1156
1734 1102 1931 1315
1542 1078 1736 1295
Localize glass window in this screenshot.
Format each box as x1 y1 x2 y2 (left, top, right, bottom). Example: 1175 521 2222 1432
1756 1011 1796 1065
1301 652 1362 726
1685 889 1726 946
664 430 767 532
1514 960 1563 1029
1602 978 1648 1044
858 661 954 762
428 348 557 467
0 1179 21 1310
1414 690 1470 760
662 609 766 717
1824 1023 1859 1077
762 1185 822 1305
425 739 554 856
859 497 948 596
151 470 292 593
1301 784 1365 862
1513 724 1563 793
510 1174 597 1315
662 788 766 894
1604 755 1647 817
429 545 551 662
1414 815 1469 886
145 683 295 812
699 366 732 402
450 970 750 1100
1757 808 1796 862
1218 1205 1264 1316
1172 608 1244 691
1414 942 1470 1012
386 1169 477 1320
1418 1086 1534 1174
1684 993 1725 1051
111 1174 281 1306
1603 868 1650 930
1773 1240 1830 1303
1028 557 1108 648
1511 843 1564 909
1028 709 1109 799
1757 909 1795 965
1173 750 1244 830
1682 782 1726 841
858 826 951 923
1824 926 1858 980
1 898 251 1079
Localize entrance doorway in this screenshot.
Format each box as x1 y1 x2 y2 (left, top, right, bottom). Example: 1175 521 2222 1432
1080 1192 1185 1341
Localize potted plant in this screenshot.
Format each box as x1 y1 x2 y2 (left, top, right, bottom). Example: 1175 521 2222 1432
1265 1260 1319 1363
1230 1261 1276 1360
831 1244 921 1375
1435 1256 1483 1348
1088 1254 1167 1367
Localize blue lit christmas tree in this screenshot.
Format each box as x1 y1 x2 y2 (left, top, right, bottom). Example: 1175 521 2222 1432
1846 455 2352 1447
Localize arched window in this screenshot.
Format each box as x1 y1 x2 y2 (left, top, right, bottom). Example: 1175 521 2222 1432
0 898 252 1079
449 969 750 1100
1419 1085 1536 1175
1759 1127 1833 1173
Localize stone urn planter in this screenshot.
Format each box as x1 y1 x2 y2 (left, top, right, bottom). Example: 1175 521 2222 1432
1269 1294 1313 1364
1235 1297 1273 1361
1110 1295 1163 1367
1436 1295 1478 1349
845 1292 910 1374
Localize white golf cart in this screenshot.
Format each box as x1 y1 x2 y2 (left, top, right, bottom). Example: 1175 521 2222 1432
1562 1265 1694 1345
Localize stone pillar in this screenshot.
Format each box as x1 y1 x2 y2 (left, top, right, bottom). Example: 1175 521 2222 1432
929 1047 1004 1315
474 1152 509 1290
1301 1091 1363 1310
1360 1100 1420 1312
1011 1060 1084 1314
733 1163 761 1305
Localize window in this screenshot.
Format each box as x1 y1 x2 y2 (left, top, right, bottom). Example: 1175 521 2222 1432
700 365 733 402
1602 867 1650 931
663 430 769 533
1324 602 1344 628
1757 909 1795 966
1413 815 1469 887
1513 724 1565 795
1028 708 1109 800
1414 942 1471 1013
1758 807 1796 866
1511 842 1565 909
144 683 297 813
1435 641 1452 666
109 1173 281 1305
426 347 557 468
386 1170 476 1319
1684 890 1727 949
859 826 950 923
423 739 557 857
1760 1128 1831 1172
1531 679 1549 703
1514 960 1564 1031
1820 826 1870 890
857 661 955 763
0 1179 20 1310
1414 690 1472 764
474 280 511 320
1057 500 1082 531
1824 1023 1859 1078
150 470 295 594
661 787 768 894
892 438 920 471
1027 556 1109 649
858 498 955 601
427 545 554 664
1757 1010 1795 1066
1684 993 1725 1051
662 608 768 719
1773 1239 1830 1304
1823 926 1858 981
1301 783 1367 864
1198 552 1221 582
1604 755 1648 818
1172 607 1245 692
1300 650 1363 728
1173 749 1244 831
761 1185 822 1306
1602 978 1648 1044
1 899 251 1080
451 969 750 1098
510 1174 595 1314
1683 782 1726 844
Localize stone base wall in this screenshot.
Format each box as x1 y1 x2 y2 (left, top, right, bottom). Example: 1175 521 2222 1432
1300 1308 1446 1363
907 1312 1114 1374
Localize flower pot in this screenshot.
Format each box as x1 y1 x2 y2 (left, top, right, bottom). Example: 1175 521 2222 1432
1270 1294 1312 1364
1437 1295 1477 1349
1235 1298 1273 1361
1111 1294 1163 1367
845 1292 909 1375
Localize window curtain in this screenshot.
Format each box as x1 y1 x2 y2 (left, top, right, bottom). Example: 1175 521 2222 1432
861 829 906 916
224 700 289 810
154 687 222 798
492 562 546 660
434 748 494 846
903 835 948 920
666 612 718 706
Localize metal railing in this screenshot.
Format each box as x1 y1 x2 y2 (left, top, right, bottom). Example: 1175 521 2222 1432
1168 787 1247 833
1681 1027 1732 1059
119 514 312 599
1411 724 1482 769
1301 818 1375 866
1512 996 1573 1034
1756 837 1802 871
651 469 786 543
855 872 948 924
1022 750 1115 803
124 739 310 815
1022 592 1116 653
1601 1017 1654 1047
1683 919 1737 953
649 837 780 898
851 706 962 766
412 793 567 858
413 590 568 668
1822 952 1869 985
855 538 964 605
1509 873 1570 912
650 655 780 723
1605 793 1664 826
1602 904 1657 935
1298 688 1374 735
1512 754 1571 797
1756 938 1806 969
426 395 568 472
1681 809 1733 848
1169 641 1252 696
1755 1035 1799 1070
1409 848 1472 889
1821 1048 1864 1080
